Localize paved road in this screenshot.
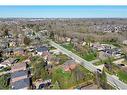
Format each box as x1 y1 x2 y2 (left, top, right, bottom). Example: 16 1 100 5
49 40 127 89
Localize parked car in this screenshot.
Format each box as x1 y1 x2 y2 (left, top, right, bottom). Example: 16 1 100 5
0 66 4 70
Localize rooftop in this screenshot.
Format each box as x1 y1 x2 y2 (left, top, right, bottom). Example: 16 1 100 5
11 70 28 83
11 62 27 72
11 78 30 89
36 46 48 52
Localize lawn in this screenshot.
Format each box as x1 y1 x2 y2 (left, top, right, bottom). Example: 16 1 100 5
94 58 114 66
54 54 70 64
49 46 56 50
82 53 97 61
54 68 71 79
0 74 10 89
51 68 72 89
62 43 97 61
117 71 127 84
51 65 94 89
62 43 74 51
15 55 28 62
0 67 11 72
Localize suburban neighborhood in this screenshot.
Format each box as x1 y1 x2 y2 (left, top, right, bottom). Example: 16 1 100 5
0 18 127 90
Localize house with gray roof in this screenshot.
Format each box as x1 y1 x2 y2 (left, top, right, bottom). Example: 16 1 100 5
11 78 30 89
36 46 48 56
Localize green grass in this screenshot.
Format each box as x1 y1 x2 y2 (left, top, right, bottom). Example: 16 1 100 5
104 61 127 84
62 43 74 51
54 54 69 64
15 55 28 62
51 65 94 89
0 74 10 89
0 67 11 72
117 71 127 84
62 43 97 61
49 46 56 50
82 53 96 61
51 68 72 89
122 60 127 65
94 58 114 66
55 68 71 79
94 61 104 66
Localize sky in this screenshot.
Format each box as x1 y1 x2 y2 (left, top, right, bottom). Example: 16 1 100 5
0 6 127 18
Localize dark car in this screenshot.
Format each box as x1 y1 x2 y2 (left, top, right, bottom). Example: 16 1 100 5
38 84 45 89
0 66 4 69
97 69 102 73
118 64 125 67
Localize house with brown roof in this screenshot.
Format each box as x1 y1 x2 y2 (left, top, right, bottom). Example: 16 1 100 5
11 62 27 73
0 58 15 68
10 62 30 89
62 60 77 72
14 47 25 56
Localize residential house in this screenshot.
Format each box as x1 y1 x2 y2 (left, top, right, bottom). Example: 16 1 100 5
11 62 27 73
27 46 35 52
14 47 25 55
37 30 50 39
91 43 105 51
4 48 14 56
82 41 87 46
65 37 71 42
36 46 48 56
0 41 9 49
47 55 60 65
11 77 30 89
104 48 122 58
0 58 15 68
11 70 28 83
9 41 16 47
62 60 77 72
11 62 30 89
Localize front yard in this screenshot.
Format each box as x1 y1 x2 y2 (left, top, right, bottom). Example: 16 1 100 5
51 65 94 89
62 43 97 61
